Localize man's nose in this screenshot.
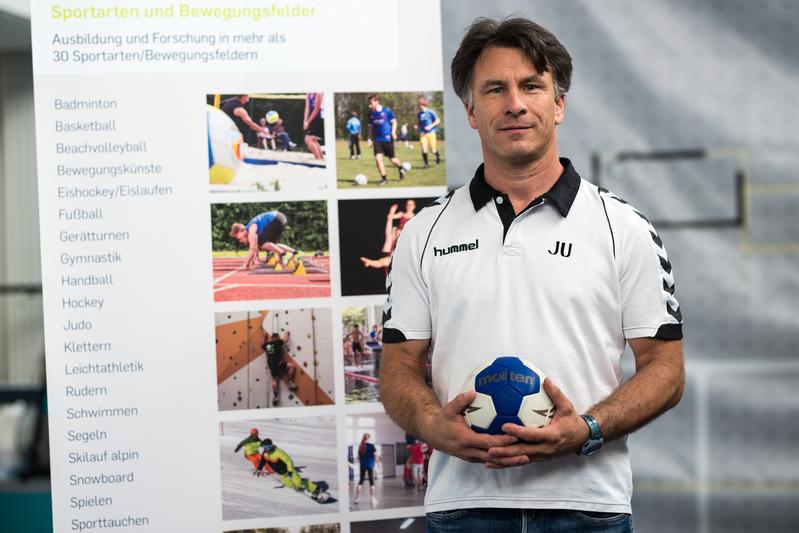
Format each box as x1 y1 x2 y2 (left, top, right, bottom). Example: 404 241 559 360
505 88 527 116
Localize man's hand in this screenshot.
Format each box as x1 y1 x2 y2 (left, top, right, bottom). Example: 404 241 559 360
486 378 589 467
424 390 518 464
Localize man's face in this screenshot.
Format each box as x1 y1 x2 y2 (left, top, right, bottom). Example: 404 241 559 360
465 46 565 166
368 98 380 111
235 230 248 245
240 95 250 104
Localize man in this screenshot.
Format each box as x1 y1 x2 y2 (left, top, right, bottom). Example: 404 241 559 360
344 324 365 367
233 427 274 473
262 330 298 406
221 94 266 146
229 211 296 270
346 111 362 159
271 117 296 151
366 94 408 186
380 17 684 532
254 439 330 502
417 97 442 167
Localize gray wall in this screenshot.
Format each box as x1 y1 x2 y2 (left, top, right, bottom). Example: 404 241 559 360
441 1 799 532
0 41 42 383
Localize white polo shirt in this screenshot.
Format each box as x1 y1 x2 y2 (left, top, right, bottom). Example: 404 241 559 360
382 158 682 514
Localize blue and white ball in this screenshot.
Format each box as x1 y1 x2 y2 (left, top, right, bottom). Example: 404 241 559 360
461 356 554 434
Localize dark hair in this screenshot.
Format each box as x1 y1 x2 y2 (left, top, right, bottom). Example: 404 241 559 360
451 17 572 103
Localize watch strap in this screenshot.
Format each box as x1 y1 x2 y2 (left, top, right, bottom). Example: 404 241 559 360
577 414 603 456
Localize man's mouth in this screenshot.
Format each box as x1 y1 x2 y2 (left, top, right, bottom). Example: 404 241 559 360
499 125 532 132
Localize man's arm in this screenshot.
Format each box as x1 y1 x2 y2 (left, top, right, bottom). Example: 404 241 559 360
427 112 441 132
381 339 516 464
589 337 684 440
487 337 684 466
234 107 265 134
390 118 398 141
245 226 260 268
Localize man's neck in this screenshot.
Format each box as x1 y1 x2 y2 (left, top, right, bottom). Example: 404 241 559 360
483 151 563 214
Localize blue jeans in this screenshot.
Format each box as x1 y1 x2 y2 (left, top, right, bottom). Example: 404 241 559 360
426 508 633 533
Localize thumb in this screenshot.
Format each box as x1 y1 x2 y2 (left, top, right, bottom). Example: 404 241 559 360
445 390 475 416
544 378 572 414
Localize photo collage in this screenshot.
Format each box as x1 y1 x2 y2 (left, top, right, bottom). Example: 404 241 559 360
207 91 445 531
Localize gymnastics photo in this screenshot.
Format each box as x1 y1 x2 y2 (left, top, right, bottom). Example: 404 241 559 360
341 305 383 405
210 201 331 301
338 196 437 296
207 92 327 193
347 413 429 512
215 309 335 411
334 91 446 188
220 417 339 520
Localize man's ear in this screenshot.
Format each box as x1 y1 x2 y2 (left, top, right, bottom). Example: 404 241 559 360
464 99 478 130
554 95 566 125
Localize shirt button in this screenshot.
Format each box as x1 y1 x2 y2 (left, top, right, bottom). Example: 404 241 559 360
495 196 504 204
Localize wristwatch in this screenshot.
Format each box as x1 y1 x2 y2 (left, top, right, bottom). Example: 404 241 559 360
577 414 603 456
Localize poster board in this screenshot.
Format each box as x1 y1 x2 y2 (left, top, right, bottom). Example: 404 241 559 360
31 1 445 531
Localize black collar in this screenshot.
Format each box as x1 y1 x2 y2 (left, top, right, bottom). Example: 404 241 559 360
468 158 581 217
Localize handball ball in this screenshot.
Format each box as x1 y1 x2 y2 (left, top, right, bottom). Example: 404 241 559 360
266 110 280 124
461 356 554 434
401 161 412 171
354 174 368 186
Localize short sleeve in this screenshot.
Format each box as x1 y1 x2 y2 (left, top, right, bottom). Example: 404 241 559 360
616 210 683 341
381 220 432 343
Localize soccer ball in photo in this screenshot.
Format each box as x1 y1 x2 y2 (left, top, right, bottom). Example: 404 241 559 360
353 174 368 186
266 110 280 124
461 356 554 435
401 161 412 171
207 105 243 185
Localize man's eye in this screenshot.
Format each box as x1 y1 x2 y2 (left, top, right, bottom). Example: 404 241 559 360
525 84 539 91
488 87 504 94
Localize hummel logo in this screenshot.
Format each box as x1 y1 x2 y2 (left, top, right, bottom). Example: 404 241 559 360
434 239 478 257
547 240 573 258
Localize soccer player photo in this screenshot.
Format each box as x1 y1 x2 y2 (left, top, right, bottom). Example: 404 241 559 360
334 91 446 188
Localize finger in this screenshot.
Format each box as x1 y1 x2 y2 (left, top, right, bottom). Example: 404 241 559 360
444 390 476 415
485 453 530 467
488 441 538 459
544 378 571 413
468 432 518 449
485 462 512 469
501 422 552 442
